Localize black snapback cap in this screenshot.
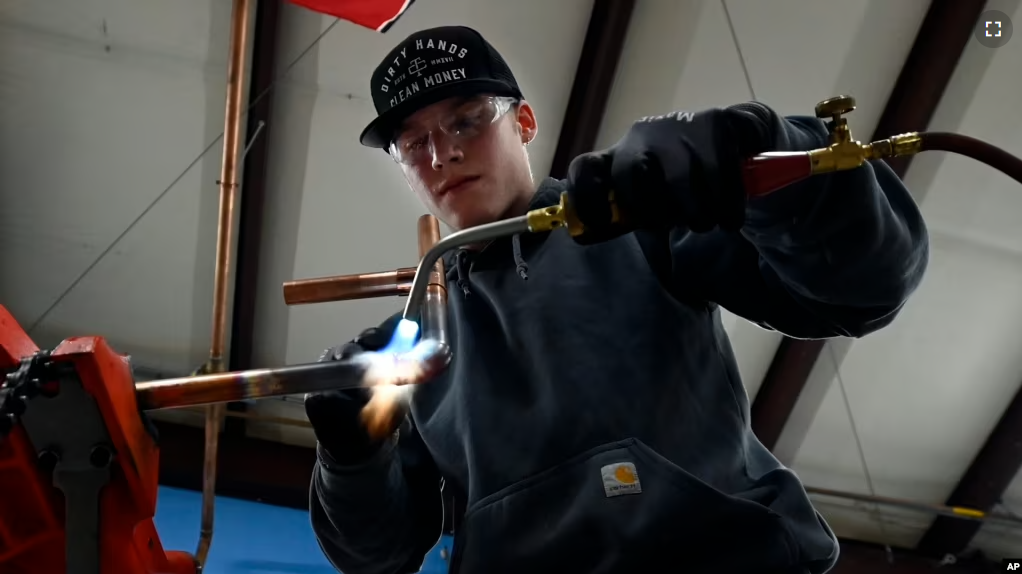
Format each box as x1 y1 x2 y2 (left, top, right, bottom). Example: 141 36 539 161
360 26 524 149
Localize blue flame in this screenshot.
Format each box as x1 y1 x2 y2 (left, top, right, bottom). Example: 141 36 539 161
380 318 420 355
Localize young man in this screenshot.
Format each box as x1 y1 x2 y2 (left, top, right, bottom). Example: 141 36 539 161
305 25 929 574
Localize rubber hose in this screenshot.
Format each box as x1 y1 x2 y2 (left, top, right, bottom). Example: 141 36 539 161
918 132 1022 185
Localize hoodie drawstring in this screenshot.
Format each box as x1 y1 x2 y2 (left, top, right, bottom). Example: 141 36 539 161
512 234 529 280
455 250 472 297
452 235 531 299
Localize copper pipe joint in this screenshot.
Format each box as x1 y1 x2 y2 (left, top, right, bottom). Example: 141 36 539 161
282 267 416 305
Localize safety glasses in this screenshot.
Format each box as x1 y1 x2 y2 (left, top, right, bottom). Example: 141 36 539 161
389 96 519 165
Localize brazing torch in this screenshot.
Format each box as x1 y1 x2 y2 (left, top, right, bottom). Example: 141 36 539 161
399 95 1022 325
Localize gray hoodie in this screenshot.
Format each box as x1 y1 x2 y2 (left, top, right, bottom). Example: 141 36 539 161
309 111 929 574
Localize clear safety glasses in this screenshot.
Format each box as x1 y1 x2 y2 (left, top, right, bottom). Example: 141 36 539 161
388 96 519 165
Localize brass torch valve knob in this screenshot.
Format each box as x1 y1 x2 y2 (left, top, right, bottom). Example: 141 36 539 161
815 95 857 146
815 96 857 121
806 95 871 174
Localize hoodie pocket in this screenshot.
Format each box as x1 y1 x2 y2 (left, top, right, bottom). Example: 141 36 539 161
449 438 797 574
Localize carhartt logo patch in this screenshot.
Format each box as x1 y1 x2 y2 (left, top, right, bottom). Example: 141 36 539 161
601 462 642 497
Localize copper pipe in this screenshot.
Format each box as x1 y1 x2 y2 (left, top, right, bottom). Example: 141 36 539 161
282 268 415 305
198 0 251 567
210 0 249 369
417 216 442 281
135 344 453 410
198 400 223 568
138 360 376 410
417 216 442 262
416 215 448 343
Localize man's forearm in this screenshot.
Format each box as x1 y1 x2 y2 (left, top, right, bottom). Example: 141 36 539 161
738 110 929 330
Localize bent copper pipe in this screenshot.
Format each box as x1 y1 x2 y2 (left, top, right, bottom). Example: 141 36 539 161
283 267 415 305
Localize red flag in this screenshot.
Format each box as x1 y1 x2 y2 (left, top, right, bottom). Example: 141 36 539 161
289 0 417 32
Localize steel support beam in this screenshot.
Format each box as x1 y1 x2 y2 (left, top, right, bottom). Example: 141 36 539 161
918 382 1022 555
833 540 996 573
547 0 635 179
750 0 987 451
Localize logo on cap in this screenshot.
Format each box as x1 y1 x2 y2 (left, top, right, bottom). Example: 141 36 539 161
408 57 428 77
378 37 472 109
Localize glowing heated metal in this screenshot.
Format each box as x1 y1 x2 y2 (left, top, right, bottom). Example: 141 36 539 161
134 339 450 411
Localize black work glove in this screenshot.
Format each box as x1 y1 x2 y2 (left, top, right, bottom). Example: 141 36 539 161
305 314 403 465
565 103 775 244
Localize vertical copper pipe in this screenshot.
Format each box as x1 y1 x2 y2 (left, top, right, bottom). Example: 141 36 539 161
210 0 250 367
197 400 224 567
416 216 448 344
197 0 251 567
417 216 442 279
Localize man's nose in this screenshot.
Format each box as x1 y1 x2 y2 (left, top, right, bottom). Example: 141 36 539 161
430 132 464 169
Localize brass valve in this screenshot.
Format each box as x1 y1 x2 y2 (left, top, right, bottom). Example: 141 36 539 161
531 94 931 233
808 95 923 176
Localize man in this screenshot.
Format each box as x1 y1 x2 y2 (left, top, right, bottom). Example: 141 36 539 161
305 25 928 574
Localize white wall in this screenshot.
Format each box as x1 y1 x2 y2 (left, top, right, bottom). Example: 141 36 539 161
0 0 251 375
791 0 1022 553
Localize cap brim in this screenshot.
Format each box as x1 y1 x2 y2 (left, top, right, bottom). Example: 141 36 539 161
359 78 522 149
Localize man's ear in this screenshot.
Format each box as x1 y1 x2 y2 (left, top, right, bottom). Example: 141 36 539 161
515 101 538 145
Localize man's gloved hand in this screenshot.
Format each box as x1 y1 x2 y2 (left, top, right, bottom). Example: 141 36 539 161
565 103 775 244
305 314 403 465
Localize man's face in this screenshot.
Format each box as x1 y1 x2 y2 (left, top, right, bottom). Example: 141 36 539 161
390 94 538 230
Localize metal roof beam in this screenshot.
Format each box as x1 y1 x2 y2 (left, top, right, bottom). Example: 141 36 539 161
750 0 988 452
547 0 635 179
